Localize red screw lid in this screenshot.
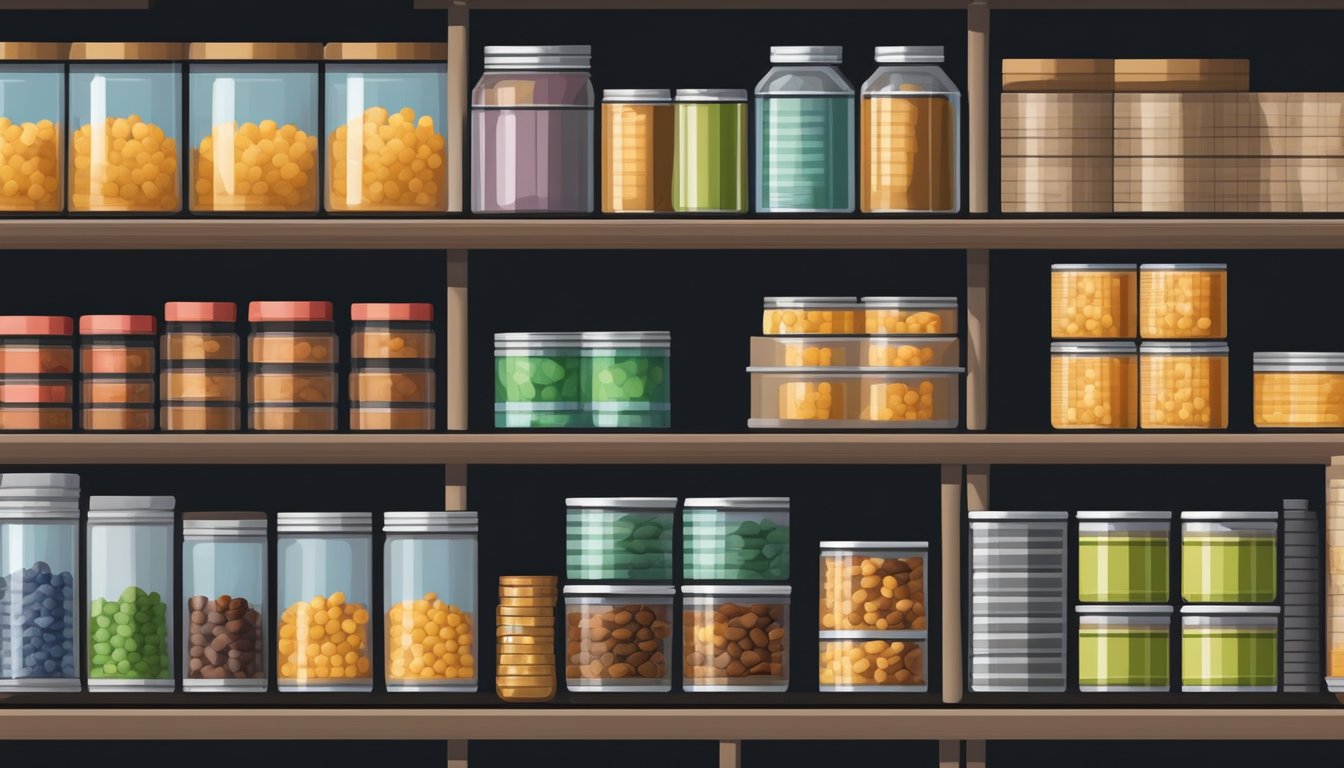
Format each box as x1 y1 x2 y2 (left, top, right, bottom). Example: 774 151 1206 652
79 315 157 335
0 316 74 337
165 302 237 323
351 303 433 322
248 301 333 322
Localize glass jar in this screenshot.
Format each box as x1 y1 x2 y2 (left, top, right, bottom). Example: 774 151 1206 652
494 332 585 428
0 316 74 431
1051 342 1138 430
247 301 337 431
763 297 861 335
161 302 239 432
1139 341 1229 429
1181 605 1279 692
860 46 960 213
818 541 927 634
583 331 671 429
472 45 592 214
683 585 790 692
562 585 673 692
68 43 183 213
181 512 267 692
1077 511 1170 603
683 498 790 582
1253 352 1344 428
1051 264 1138 338
566 497 676 582
1077 605 1172 693
755 46 854 213
79 314 157 432
1139 263 1227 339
383 511 477 691
601 89 672 214
188 43 319 213
864 336 959 368
819 637 927 692
0 43 65 213
0 473 81 691
673 89 747 213
748 367 962 428
351 303 435 431
277 512 373 692
86 495 175 691
861 297 958 335
1181 510 1277 604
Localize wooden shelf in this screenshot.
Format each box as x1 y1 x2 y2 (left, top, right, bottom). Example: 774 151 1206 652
418 0 1344 9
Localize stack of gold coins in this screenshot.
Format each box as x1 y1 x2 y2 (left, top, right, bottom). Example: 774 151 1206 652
496 575 557 702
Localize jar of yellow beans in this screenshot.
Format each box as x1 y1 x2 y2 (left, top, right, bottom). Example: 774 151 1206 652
748 367 962 428
1051 263 1137 338
1140 263 1227 339
68 43 183 213
0 43 66 213
861 297 958 335
1051 342 1138 429
1140 341 1229 429
762 297 861 335
1253 352 1344 428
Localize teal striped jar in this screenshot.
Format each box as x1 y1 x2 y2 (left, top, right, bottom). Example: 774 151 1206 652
672 89 747 213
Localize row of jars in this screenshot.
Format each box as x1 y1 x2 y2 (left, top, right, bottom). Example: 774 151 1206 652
1051 263 1228 340
0 301 435 431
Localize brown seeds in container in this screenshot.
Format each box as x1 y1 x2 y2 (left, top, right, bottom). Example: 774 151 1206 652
564 603 670 683
187 594 263 680
820 555 925 632
684 602 787 683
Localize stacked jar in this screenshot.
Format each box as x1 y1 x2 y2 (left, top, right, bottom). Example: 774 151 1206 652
1050 264 1138 430
1139 264 1229 429
248 301 337 431
80 314 157 431
351 303 435 431
0 43 65 213
818 541 928 692
181 512 267 692
0 316 75 430
161 302 240 431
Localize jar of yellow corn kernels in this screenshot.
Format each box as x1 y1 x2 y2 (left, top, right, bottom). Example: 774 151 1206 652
861 297 958 335
247 301 337 431
0 43 66 213
68 43 183 213
1140 341 1229 429
188 43 320 213
325 43 447 213
1253 352 1344 428
762 297 861 335
1050 342 1138 429
1051 263 1137 339
350 302 435 431
1139 263 1227 339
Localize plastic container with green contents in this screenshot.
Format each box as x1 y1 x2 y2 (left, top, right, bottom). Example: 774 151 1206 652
1181 605 1279 692
566 498 676 581
494 332 586 428
1077 605 1171 692
1180 511 1278 603
583 332 671 428
683 497 790 581
1077 511 1171 603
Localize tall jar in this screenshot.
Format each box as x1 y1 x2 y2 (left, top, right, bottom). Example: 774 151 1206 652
0 43 65 213
350 303 435 431
755 46 854 213
683 585 790 692
86 495 175 692
673 89 747 213
860 46 960 213
162 302 240 431
0 316 75 431
188 43 320 213
181 512 267 692
80 314 157 432
383 511 478 692
248 301 337 431
325 43 447 213
583 331 671 428
601 89 673 214
68 43 183 213
277 512 373 692
471 45 593 214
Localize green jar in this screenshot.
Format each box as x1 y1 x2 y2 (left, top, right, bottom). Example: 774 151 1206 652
1077 511 1171 603
582 332 671 428
1077 605 1172 692
1181 606 1279 692
673 89 747 213
494 333 586 428
1181 511 1278 603
566 498 676 581
683 497 790 581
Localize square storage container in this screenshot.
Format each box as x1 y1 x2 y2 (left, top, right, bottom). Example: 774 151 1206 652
1077 510 1170 603
0 43 65 213
1051 264 1137 339
1253 352 1344 428
181 512 267 692
583 331 671 429
162 302 239 432
1077 605 1171 692
495 332 585 428
862 297 958 335
1181 605 1279 692
567 497 675 581
1051 342 1138 429
1181 510 1278 604
684 498 790 582
748 366 962 429
562 585 673 692
1140 263 1227 339
819 637 927 691
762 297 860 335
0 316 74 431
752 336 959 368
818 541 927 634
682 585 790 692
1139 341 1229 429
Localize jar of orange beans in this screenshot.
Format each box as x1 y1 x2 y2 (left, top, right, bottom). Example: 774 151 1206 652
247 301 336 431
0 316 75 430
161 302 240 431
350 303 435 431
79 314 157 431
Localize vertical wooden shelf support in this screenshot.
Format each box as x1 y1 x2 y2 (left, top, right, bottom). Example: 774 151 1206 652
967 0 989 215
966 738 987 768
719 740 742 768
967 465 990 512
447 249 469 432
940 739 964 768
448 2 469 213
447 739 469 768
966 249 989 431
941 464 965 705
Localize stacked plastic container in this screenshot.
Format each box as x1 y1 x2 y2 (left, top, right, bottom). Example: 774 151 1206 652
0 316 76 430
1282 499 1321 692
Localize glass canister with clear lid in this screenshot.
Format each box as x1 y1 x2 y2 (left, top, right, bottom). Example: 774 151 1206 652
277 512 373 692
1052 264 1138 339
862 297 958 335
860 46 961 213
68 43 183 213
563 585 674 692
1139 341 1229 429
819 541 926 634
763 297 861 335
495 332 586 428
1140 263 1227 339
182 512 267 692
80 314 157 432
1181 510 1278 604
472 45 593 214
1051 342 1138 430
583 331 671 429
601 89 673 214
1077 511 1170 603
0 316 75 431
86 495 175 691
1181 605 1279 692
567 497 676 582
683 584 790 692
683 498 790 582
162 302 239 432
189 43 320 213
1078 605 1172 693
351 303 435 431
673 88 748 213
755 46 855 213
0 43 65 213
1254 352 1344 428
248 301 337 431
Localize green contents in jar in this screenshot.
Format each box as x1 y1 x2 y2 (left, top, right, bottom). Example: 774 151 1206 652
87 587 170 680
1078 534 1169 603
495 353 585 428
1078 625 1169 690
684 514 791 580
673 97 747 213
1181 535 1276 603
586 352 670 428
566 513 673 580
1182 626 1277 689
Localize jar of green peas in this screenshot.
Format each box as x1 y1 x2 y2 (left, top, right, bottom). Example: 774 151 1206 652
582 332 671 428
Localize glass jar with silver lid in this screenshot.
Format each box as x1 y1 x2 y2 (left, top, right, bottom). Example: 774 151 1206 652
182 512 268 692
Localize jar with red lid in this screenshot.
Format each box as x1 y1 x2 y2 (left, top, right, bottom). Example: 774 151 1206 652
350 303 435 431
0 316 75 430
162 302 240 431
79 314 157 431
248 301 337 431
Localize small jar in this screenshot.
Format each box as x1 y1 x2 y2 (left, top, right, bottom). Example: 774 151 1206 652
601 89 673 213
1181 510 1277 604
864 336 959 368
0 43 66 213
181 512 267 692
819 637 927 692
384 511 478 691
276 512 373 692
562 585 674 692
1051 342 1138 429
755 46 854 213
1078 605 1172 693
763 297 861 335
247 301 337 431
1254 352 1344 428
582 331 671 429
818 541 927 634
351 303 435 431
0 316 74 431
566 497 676 581
86 495 176 691
683 498 790 582
682 585 790 692
1077 510 1171 603
1139 263 1227 339
162 302 239 431
494 332 586 428
1181 605 1279 692
861 297 958 335
673 89 748 213
79 315 157 432
1051 264 1138 338
1139 341 1229 429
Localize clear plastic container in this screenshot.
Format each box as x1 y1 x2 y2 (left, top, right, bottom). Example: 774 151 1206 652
494 332 586 428
351 303 435 431
181 512 267 692
1139 341 1229 429
819 637 927 691
683 498 790 582
563 585 673 692
384 511 478 691
472 46 592 214
86 495 175 691
1078 605 1172 692
79 315 157 432
601 89 673 214
861 297 958 335
763 297 861 335
864 336 959 367
162 302 239 432
673 89 747 213
276 512 373 692
755 46 854 213
583 331 671 429
326 43 447 213
1181 605 1279 692
1051 264 1138 338
567 497 676 581
248 301 337 431
1181 510 1277 604
818 541 927 634
0 316 74 432
1254 352 1344 428
188 43 319 213
1077 511 1171 603
1051 342 1138 429
0 43 65 213
1139 263 1227 339
749 336 957 369
748 366 963 428
860 46 960 213
682 585 790 692
68 43 183 213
